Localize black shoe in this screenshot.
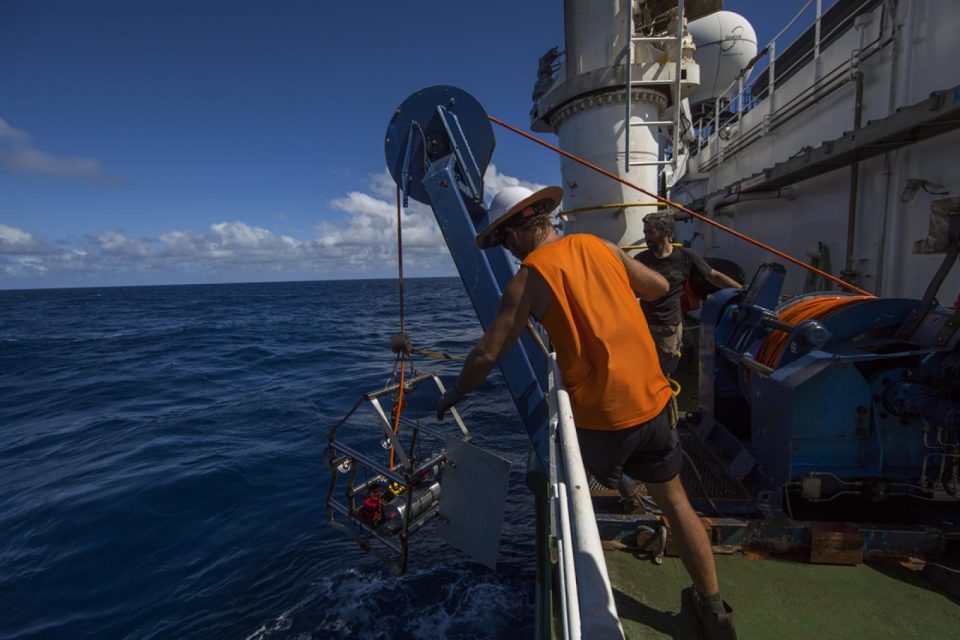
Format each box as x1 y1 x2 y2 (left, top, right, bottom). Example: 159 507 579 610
686 587 737 640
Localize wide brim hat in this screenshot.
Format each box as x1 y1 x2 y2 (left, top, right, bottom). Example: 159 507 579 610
476 186 563 249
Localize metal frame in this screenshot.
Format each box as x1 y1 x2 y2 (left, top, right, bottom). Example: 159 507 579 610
324 372 470 574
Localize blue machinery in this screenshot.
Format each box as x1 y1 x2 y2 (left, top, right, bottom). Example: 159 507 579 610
332 84 959 573
699 263 959 512
384 86 551 462
690 219 960 554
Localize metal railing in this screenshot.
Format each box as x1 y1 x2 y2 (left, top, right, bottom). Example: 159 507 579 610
547 353 624 640
694 0 886 166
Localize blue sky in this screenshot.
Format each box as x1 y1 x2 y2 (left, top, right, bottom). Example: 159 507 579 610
1 0 807 288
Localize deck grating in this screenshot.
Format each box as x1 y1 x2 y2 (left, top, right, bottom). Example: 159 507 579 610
679 429 751 500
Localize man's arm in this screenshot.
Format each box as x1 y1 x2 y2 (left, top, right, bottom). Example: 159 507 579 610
437 268 534 418
706 269 742 290
688 248 742 290
604 240 669 301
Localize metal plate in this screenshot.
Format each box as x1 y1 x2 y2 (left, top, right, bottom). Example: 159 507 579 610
437 436 511 569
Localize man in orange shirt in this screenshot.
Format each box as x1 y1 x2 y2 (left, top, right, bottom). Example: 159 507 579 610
436 186 736 639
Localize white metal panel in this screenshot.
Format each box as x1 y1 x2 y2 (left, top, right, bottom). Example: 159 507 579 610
437 436 511 570
565 0 626 77
679 0 960 301
558 96 662 246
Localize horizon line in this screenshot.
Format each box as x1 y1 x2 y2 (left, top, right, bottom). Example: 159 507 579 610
0 274 460 293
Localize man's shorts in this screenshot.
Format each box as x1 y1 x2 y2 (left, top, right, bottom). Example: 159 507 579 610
576 400 681 486
649 322 683 375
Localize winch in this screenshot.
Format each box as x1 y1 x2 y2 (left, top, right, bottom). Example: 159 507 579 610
693 209 960 533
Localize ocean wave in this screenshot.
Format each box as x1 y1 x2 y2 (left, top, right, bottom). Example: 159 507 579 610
244 564 533 640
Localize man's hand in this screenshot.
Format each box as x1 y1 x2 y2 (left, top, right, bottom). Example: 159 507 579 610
436 385 464 420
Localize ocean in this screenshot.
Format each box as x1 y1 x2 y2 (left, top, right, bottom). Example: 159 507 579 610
0 278 536 640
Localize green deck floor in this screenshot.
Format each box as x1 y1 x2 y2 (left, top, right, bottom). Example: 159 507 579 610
599 338 960 638
605 550 960 639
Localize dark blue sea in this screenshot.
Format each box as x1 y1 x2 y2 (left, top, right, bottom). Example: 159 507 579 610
0 279 536 639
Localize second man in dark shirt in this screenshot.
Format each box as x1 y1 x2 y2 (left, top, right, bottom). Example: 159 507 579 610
636 212 742 375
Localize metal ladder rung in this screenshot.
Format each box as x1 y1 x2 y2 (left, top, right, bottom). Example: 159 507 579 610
631 36 677 43
627 80 677 85
624 0 684 175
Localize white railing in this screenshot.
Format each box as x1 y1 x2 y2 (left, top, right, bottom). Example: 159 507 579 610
694 0 885 165
547 353 624 640
699 0 823 151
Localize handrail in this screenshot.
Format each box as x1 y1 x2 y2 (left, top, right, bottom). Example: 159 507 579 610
774 0 818 46
711 14 889 172
699 0 885 169
708 0 826 124
547 353 624 640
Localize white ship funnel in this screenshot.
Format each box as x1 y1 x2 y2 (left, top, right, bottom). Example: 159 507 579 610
531 0 703 248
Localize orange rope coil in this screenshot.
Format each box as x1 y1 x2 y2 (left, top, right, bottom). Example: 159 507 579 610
755 295 872 368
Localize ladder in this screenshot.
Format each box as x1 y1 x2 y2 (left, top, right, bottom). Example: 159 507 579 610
624 0 686 185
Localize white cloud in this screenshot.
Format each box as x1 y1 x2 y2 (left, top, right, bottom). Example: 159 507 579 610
0 164 548 285
483 163 548 200
0 116 112 183
0 118 32 145
326 182 443 250
94 230 152 257
0 223 55 255
153 222 311 265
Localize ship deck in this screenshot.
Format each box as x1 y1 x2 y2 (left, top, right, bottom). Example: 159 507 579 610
598 345 960 638
605 550 960 639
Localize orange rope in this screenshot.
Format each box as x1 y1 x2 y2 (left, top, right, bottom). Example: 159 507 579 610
389 359 406 470
487 115 875 298
390 183 408 471
755 295 872 368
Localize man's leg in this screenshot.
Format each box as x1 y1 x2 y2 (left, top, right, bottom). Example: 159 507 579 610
626 410 736 638
649 323 682 376
645 475 718 595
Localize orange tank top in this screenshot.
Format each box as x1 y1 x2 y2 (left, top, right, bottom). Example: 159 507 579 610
523 234 671 430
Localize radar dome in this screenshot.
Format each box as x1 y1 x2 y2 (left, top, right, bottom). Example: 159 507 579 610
687 11 758 107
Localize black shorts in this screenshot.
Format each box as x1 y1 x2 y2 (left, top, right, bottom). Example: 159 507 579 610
576 402 681 485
